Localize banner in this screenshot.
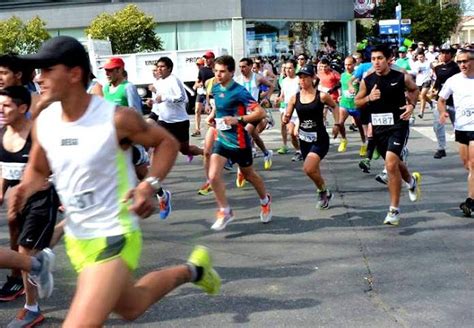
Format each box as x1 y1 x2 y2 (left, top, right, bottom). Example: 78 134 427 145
354 0 376 18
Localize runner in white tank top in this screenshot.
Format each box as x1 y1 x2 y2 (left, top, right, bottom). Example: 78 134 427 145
10 36 221 327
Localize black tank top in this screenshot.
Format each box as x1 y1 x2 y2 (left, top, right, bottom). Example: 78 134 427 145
364 69 408 132
295 90 326 133
0 129 32 187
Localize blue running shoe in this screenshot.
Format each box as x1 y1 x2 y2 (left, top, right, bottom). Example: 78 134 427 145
159 190 172 220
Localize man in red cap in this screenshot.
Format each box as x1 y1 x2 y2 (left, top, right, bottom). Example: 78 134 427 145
191 52 215 137
101 57 142 113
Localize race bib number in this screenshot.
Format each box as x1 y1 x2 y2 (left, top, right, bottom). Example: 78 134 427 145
1 162 26 180
343 90 355 98
461 107 474 117
299 129 317 143
215 118 232 131
67 189 97 211
371 113 394 126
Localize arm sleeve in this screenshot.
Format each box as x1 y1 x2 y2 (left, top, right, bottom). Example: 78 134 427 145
125 83 143 114
161 77 188 104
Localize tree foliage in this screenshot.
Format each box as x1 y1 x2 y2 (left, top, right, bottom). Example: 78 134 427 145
371 0 462 45
0 16 50 54
85 4 163 54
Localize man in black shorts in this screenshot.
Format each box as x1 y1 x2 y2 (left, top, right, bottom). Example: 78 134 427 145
355 45 421 226
0 86 59 326
192 52 215 137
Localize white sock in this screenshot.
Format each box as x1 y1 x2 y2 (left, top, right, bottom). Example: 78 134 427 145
260 195 269 205
24 303 39 312
220 207 231 215
389 206 399 213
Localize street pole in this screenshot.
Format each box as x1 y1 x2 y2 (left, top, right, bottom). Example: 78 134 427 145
396 3 402 46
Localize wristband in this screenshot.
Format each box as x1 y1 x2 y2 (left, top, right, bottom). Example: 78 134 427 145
238 116 245 124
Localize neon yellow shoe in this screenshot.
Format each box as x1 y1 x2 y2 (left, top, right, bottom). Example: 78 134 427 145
338 139 347 152
236 171 246 188
197 182 212 196
187 246 221 295
373 148 381 160
359 144 367 157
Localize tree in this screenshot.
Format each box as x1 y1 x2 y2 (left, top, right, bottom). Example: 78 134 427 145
0 16 50 54
371 0 462 45
85 4 163 54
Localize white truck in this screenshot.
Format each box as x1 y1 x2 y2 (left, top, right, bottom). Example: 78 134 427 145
85 38 227 113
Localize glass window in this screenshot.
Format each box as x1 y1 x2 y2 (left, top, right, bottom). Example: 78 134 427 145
154 23 177 51
245 20 348 58
177 20 231 51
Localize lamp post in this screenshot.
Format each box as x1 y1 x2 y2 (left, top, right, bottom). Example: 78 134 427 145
396 3 402 46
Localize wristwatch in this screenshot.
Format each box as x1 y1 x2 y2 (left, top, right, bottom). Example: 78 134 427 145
238 116 245 124
144 176 161 192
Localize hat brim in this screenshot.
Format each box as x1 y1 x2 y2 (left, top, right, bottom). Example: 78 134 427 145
100 63 123 70
297 71 313 77
19 53 61 69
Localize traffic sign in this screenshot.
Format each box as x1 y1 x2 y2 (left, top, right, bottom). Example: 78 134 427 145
379 19 411 35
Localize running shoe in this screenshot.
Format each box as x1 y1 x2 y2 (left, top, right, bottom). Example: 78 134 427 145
191 130 201 137
375 172 388 185
0 276 24 302
7 308 44 328
358 158 371 173
197 182 213 196
211 209 234 231
349 123 358 132
277 145 289 154
260 194 272 223
401 147 409 164
383 208 400 226
359 144 368 157
28 248 55 299
338 138 348 153
408 172 421 202
433 149 446 159
291 151 303 162
236 171 246 188
187 246 221 295
187 154 194 163
265 109 275 129
317 190 333 209
158 190 172 220
263 150 273 170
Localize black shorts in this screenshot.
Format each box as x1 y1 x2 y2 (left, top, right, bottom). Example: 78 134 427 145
418 81 431 90
17 186 59 250
212 141 253 168
455 130 474 145
196 94 206 104
360 108 371 125
158 120 190 143
299 131 330 160
373 127 409 159
148 112 159 122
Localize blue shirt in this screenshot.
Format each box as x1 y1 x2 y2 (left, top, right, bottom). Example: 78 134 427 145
354 62 373 81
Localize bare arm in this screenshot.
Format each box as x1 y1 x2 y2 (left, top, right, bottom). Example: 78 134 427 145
437 97 448 124
321 92 340 138
401 73 419 120
7 123 51 219
258 75 275 99
354 79 370 108
115 107 179 218
282 95 296 124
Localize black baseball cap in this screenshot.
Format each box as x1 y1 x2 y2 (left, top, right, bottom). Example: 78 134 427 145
440 45 456 54
20 36 91 72
297 64 315 77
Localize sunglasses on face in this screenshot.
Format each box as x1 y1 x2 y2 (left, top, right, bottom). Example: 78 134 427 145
456 60 471 64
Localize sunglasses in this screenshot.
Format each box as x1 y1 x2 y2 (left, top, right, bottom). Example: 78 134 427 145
456 60 471 64
298 57 305 60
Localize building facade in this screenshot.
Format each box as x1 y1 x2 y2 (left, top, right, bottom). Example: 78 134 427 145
0 0 356 59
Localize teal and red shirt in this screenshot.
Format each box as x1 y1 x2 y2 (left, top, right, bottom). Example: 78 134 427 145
212 80 258 149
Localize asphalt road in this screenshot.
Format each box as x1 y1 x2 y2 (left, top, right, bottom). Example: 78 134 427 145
0 110 473 327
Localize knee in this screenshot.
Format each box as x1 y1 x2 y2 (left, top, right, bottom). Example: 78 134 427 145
385 159 399 173
119 309 142 322
303 164 318 176
468 158 474 171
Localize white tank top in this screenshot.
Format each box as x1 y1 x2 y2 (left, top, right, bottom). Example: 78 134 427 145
36 96 140 239
235 72 260 101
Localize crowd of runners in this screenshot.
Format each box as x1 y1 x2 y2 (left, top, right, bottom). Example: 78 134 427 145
0 35 472 326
